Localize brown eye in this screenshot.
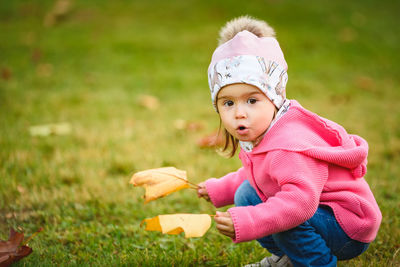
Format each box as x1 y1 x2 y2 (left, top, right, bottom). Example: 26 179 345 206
224 100 234 107
248 98 257 104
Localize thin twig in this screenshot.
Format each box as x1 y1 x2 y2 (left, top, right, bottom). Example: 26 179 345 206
393 247 400 261
174 176 199 188
21 227 43 247
187 180 200 188
188 186 198 190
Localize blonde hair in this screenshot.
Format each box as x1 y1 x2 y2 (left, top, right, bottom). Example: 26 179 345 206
218 108 277 157
215 16 277 157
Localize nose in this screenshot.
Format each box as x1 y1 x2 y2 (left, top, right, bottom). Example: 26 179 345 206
235 104 247 119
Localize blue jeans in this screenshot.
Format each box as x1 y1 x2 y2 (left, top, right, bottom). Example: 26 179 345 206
234 180 369 267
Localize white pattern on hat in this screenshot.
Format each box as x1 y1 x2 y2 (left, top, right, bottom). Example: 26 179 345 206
208 55 288 110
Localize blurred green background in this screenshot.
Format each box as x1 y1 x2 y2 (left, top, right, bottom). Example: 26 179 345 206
1 0 399 266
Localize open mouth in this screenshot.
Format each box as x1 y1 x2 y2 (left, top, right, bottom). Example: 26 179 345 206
236 126 249 135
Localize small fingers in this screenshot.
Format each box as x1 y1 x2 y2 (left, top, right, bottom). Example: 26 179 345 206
217 228 235 239
214 212 230 219
197 183 211 201
216 223 234 233
197 188 207 195
214 215 233 227
214 211 235 239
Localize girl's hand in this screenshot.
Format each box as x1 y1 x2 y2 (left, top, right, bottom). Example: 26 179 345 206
197 182 210 202
214 211 235 239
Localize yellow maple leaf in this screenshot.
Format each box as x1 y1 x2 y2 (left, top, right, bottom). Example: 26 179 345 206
130 167 192 203
141 214 212 238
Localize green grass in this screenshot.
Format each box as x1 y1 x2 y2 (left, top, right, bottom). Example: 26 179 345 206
1 0 399 266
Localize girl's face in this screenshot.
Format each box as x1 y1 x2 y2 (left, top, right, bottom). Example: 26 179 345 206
217 83 276 143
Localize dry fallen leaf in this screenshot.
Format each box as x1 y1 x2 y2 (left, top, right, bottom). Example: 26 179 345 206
141 214 212 238
31 48 42 64
130 167 193 203
338 27 357 43
138 95 160 110
173 119 204 132
44 0 73 27
196 131 224 148
1 68 12 81
0 228 42 267
353 75 376 92
173 119 186 130
29 122 71 136
36 63 53 78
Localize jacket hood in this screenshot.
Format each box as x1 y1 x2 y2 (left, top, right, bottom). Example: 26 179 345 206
250 100 368 178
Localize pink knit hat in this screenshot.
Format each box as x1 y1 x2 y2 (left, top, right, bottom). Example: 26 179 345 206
208 30 288 110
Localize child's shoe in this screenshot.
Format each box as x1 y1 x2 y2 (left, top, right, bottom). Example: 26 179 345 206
244 254 293 267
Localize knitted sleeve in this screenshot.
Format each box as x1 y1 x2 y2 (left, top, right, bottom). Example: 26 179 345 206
205 167 247 208
228 151 329 243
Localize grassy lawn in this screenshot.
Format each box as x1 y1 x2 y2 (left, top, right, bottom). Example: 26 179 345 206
1 0 399 266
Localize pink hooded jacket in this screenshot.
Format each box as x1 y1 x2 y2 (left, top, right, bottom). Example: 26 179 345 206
205 100 381 244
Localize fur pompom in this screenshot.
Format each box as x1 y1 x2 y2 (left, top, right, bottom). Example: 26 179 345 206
218 15 276 45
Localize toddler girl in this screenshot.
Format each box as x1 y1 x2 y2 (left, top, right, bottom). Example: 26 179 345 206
197 16 381 267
